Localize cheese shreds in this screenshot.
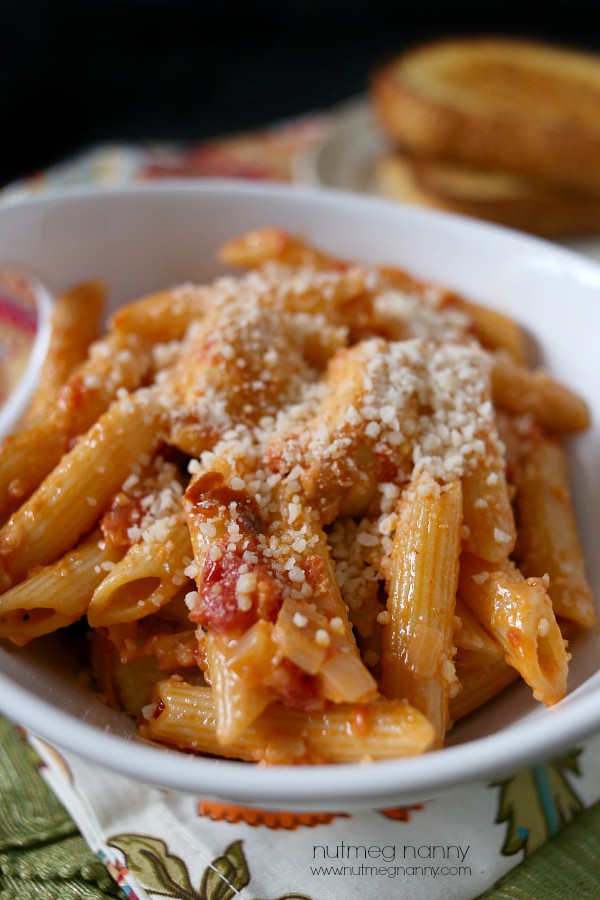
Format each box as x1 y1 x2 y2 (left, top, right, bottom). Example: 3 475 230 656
92 256 506 657
106 254 504 632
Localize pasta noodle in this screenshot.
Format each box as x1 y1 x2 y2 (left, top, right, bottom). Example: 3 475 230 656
23 280 106 425
0 229 594 764
141 678 435 763
381 473 462 747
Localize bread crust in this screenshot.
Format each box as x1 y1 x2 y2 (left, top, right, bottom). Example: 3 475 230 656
371 38 600 193
376 152 600 238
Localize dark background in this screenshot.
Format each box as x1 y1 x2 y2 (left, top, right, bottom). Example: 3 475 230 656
2 0 599 188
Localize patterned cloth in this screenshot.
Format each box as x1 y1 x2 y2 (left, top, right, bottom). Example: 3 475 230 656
0 114 330 203
1 114 600 900
0 718 598 899
0 718 121 899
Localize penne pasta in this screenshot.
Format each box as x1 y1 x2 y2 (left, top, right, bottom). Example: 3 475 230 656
453 597 504 662
219 227 340 270
491 350 590 432
0 330 152 522
105 612 203 670
111 286 207 341
183 463 377 726
513 430 595 629
226 620 280 685
0 389 167 589
461 445 516 563
445 295 527 364
0 228 593 764
266 342 391 523
381 472 462 746
142 678 435 763
450 659 520 721
88 516 193 627
458 553 569 706
376 266 527 362
204 634 274 743
90 631 204 716
24 280 106 424
0 533 122 646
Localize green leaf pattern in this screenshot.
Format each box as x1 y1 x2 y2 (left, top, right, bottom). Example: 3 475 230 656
493 750 584 857
198 840 249 900
108 835 197 899
108 834 312 900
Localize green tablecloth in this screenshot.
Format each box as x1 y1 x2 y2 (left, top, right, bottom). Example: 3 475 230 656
0 718 120 899
1 716 599 900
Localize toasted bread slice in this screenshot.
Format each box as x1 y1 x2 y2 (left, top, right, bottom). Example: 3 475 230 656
376 152 600 237
371 38 600 193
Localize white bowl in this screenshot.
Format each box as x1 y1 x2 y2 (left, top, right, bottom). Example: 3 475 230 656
0 181 599 810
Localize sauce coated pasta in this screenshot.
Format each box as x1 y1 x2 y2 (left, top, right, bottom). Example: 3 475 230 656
0 229 594 763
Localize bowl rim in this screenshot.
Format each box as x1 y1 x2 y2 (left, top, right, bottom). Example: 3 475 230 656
0 273 53 440
0 178 599 806
1 664 598 806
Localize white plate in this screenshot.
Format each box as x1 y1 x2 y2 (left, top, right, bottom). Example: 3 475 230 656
293 98 600 265
0 181 599 810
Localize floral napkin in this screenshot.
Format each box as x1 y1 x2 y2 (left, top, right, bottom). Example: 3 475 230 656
21 735 600 900
24 729 600 899
2 107 600 900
